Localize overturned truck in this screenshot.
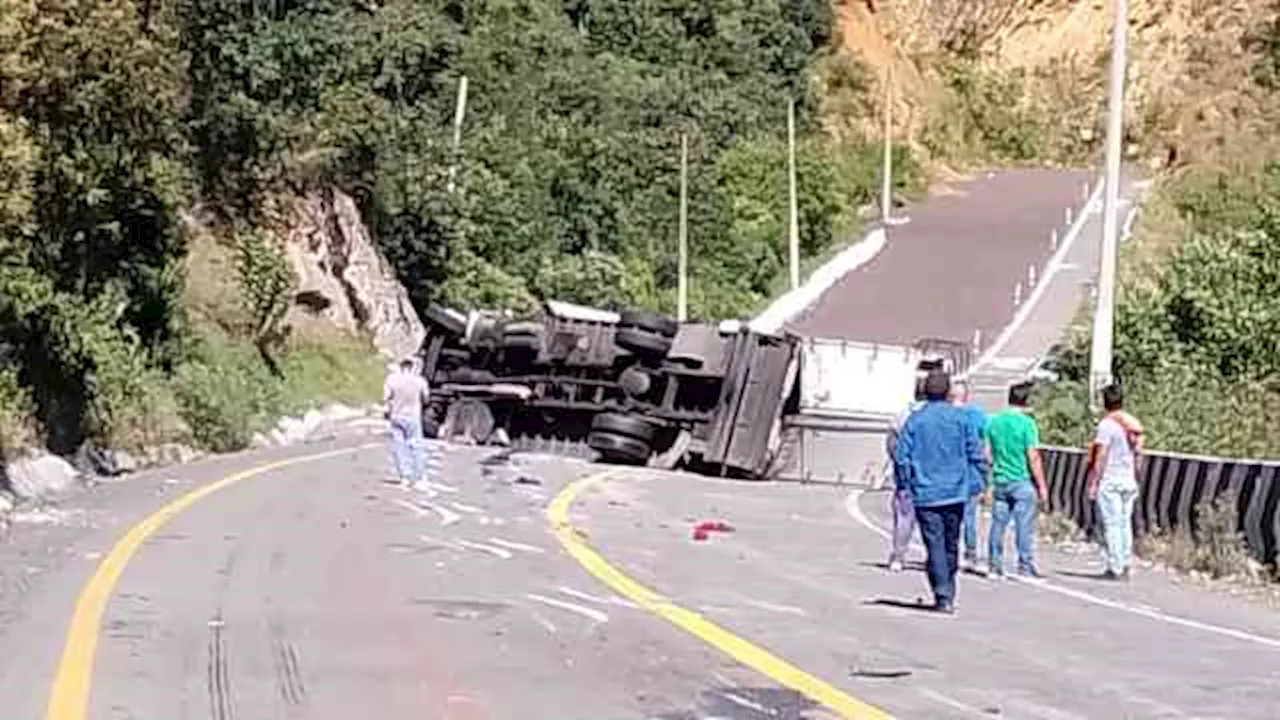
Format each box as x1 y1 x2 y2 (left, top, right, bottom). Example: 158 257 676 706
418 299 972 480
419 301 798 477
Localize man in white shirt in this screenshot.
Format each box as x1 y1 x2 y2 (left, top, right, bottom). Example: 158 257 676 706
384 358 431 487
1086 383 1144 580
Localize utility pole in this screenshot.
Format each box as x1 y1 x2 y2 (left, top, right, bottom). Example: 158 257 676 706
446 75 469 195
787 97 800 291
880 64 894 225
1088 0 1129 405
677 133 689 322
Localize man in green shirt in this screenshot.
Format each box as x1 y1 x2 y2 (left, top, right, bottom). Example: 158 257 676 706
985 382 1048 578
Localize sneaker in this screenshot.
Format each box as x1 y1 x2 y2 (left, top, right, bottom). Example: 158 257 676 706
1102 569 1120 581
933 599 955 615
1018 565 1043 579
887 559 905 573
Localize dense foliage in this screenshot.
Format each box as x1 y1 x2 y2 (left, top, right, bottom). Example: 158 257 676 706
1035 19 1280 459
1037 165 1280 457
1 0 898 457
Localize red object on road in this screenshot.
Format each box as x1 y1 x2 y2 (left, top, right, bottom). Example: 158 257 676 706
691 519 735 541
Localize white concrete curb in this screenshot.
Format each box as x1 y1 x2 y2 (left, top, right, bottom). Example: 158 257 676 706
750 227 888 335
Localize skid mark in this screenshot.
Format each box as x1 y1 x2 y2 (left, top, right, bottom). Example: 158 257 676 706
207 617 236 720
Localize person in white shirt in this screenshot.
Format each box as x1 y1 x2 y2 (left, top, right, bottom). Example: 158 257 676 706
383 358 431 487
1086 383 1145 580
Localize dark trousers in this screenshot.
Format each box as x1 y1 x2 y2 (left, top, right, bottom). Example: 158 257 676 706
915 502 965 605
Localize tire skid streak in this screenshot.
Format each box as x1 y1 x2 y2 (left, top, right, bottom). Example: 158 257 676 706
206 616 235 720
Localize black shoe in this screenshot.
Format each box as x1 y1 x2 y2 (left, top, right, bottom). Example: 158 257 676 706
1018 565 1043 579
933 600 955 614
1102 569 1120 581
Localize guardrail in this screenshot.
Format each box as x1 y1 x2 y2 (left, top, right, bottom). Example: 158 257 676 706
1042 446 1280 564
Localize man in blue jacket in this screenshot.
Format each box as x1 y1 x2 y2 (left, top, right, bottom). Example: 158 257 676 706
894 371 989 613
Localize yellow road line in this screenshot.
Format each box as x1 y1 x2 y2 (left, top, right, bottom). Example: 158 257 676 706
547 471 894 720
45 443 377 720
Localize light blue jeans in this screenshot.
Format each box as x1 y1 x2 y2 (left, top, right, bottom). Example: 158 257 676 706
389 415 426 485
963 492 980 559
1097 482 1139 574
989 481 1038 573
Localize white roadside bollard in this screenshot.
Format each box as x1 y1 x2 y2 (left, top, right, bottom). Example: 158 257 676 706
1013 281 1023 307
1065 205 1073 226
1028 264 1038 288
1082 181 1091 203
972 329 982 354
1051 227 1059 251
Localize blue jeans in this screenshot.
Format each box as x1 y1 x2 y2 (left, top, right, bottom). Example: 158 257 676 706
963 493 980 558
389 415 425 484
915 502 965 605
989 481 1038 573
1097 482 1138 574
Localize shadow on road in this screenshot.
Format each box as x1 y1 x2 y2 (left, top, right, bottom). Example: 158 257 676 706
862 598 942 614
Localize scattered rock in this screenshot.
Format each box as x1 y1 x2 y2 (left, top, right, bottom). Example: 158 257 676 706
4 453 82 501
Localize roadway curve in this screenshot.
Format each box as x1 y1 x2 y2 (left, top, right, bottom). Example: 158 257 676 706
6 440 1280 719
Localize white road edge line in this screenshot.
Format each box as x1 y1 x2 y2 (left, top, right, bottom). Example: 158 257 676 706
845 489 1280 650
455 539 514 559
969 177 1103 375
525 593 610 623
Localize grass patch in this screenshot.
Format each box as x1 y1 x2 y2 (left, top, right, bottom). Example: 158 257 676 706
171 329 383 453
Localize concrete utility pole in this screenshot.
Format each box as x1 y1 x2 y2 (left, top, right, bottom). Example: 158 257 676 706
677 133 689 322
787 98 801 291
1088 0 1129 404
881 64 894 225
446 75 469 195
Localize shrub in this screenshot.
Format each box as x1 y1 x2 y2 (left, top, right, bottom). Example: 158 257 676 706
172 335 282 453
0 366 36 455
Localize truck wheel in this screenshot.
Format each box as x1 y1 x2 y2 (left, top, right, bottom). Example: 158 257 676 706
591 412 657 444
424 304 467 336
619 309 678 338
615 327 673 356
587 431 651 465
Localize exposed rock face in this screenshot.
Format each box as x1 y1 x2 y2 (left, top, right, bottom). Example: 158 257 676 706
282 189 425 361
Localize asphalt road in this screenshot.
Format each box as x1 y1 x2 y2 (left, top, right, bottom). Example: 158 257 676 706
5 439 1280 719
789 169 1094 347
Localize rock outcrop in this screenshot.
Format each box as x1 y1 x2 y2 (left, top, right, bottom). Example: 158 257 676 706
281 188 426 361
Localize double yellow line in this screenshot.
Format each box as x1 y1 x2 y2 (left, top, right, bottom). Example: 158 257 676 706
46 447 890 720
548 471 893 720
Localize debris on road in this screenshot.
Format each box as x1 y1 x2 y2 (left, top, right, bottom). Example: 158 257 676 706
691 519 735 541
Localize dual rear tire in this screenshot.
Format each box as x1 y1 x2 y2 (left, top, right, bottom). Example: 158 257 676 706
588 412 656 465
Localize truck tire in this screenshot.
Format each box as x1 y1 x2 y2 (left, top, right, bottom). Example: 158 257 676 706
614 327 673 356
587 431 651 465
424 303 467 336
619 309 678 338
591 412 657 444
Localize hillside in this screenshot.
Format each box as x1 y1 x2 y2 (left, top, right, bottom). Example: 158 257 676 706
1 0 906 465
833 0 1280 456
